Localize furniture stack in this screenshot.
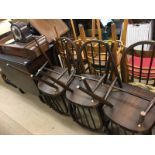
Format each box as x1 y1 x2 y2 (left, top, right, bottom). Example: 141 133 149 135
0 19 155 135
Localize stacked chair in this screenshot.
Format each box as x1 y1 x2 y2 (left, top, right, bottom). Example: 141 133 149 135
37 37 80 115
34 35 155 134
70 19 98 42
78 40 113 75
37 38 125 132
4 31 155 134
2 20 154 134
111 21 126 67
121 41 155 86
103 40 155 134
20 20 155 134
66 40 123 131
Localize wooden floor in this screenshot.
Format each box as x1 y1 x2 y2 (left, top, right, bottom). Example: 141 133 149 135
0 77 96 135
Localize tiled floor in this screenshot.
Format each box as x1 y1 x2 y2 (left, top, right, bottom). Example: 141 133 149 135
0 77 96 135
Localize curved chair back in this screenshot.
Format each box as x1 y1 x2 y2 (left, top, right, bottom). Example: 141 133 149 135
121 40 155 86
78 40 110 75
56 37 80 74
78 40 121 79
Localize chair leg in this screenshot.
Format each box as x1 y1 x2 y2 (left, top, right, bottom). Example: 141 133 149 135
68 103 75 120
144 129 152 135
68 102 104 131
40 92 69 115
38 94 46 103
106 120 153 135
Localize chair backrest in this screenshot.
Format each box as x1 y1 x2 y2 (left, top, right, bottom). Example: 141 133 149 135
78 40 114 74
78 40 122 85
56 37 80 74
121 40 155 86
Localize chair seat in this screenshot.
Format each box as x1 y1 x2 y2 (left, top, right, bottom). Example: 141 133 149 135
38 66 70 96
66 74 107 107
104 83 155 133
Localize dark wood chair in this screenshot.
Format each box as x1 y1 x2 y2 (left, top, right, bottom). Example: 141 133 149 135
121 40 155 86
66 40 123 131
37 37 79 115
78 40 111 75
103 82 155 134
103 40 155 134
77 39 123 79
55 37 80 71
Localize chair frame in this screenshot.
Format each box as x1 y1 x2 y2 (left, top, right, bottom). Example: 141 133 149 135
121 40 155 85
36 37 80 115
104 40 155 134
66 40 123 131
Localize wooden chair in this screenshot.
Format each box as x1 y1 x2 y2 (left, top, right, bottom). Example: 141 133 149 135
111 22 125 67
65 40 122 131
77 20 125 76
69 19 95 56
70 19 102 42
78 40 118 76
54 26 83 67
78 19 103 42
70 19 78 41
55 37 80 70
69 19 103 63
121 40 155 87
120 19 128 47
103 82 155 134
37 37 80 115
103 40 155 134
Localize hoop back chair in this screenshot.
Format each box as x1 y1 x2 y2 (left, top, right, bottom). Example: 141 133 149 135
66 40 123 131
55 37 80 71
78 40 121 77
121 41 155 87
37 37 79 115
103 41 155 134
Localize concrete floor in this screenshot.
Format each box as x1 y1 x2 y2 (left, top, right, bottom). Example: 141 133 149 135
0 77 96 135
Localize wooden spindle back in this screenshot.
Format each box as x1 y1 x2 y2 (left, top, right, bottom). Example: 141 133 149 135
121 40 155 86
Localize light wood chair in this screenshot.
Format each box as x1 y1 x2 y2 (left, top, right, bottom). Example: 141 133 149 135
70 19 103 43
111 22 124 66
